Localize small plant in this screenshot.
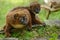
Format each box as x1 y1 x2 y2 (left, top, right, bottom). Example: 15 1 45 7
49 33 58 40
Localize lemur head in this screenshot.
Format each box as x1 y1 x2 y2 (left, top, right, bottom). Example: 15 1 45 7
30 2 40 13
14 13 27 25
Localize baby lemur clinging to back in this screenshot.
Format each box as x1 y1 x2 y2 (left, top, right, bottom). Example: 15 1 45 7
11 2 45 25
4 2 45 37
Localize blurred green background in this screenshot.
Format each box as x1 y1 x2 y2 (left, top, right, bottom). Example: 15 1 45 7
0 0 60 40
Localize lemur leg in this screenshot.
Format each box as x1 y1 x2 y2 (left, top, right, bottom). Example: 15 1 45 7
32 15 46 26
4 24 12 37
27 17 32 31
32 14 41 24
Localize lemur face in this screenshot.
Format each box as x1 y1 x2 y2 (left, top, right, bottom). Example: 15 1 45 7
19 15 27 25
30 2 40 13
34 4 40 13
14 13 27 25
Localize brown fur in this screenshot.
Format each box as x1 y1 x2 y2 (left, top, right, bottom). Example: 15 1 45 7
4 9 32 37
29 2 44 25
4 2 45 37
10 2 41 25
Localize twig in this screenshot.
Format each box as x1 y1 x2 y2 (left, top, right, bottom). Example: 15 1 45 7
41 4 60 12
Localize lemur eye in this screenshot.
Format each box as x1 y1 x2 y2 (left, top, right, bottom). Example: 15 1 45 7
14 14 18 19
34 7 40 13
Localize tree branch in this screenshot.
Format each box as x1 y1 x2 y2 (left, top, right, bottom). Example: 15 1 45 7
41 4 60 12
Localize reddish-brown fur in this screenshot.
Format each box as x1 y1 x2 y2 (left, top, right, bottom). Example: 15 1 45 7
4 2 45 37
4 9 32 37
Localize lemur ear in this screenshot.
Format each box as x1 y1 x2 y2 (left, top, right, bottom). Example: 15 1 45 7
14 13 18 19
